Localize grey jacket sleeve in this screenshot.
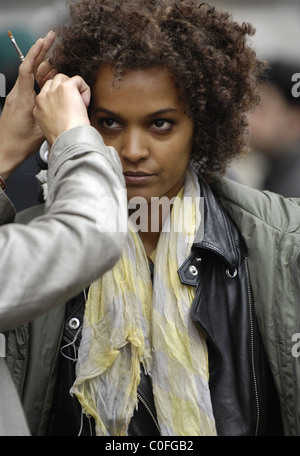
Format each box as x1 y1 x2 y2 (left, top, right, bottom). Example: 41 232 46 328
0 358 30 435
0 125 127 331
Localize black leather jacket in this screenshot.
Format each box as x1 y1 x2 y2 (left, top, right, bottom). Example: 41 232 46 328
48 177 283 436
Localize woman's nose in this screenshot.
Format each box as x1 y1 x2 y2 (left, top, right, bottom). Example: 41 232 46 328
120 129 150 162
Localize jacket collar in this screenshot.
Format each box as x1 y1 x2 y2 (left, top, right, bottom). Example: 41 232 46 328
178 175 239 286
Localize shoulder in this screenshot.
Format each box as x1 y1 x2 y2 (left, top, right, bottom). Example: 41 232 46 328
211 177 300 235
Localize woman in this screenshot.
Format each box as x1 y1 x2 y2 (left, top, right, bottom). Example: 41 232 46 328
6 0 300 436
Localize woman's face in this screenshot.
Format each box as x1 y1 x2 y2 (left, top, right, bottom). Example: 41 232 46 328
90 65 194 203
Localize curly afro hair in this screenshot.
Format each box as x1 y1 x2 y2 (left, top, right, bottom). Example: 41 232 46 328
50 0 265 178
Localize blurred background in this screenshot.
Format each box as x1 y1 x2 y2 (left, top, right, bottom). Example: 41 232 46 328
0 0 300 210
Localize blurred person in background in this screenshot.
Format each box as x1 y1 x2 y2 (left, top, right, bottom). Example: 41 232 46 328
251 62 300 197
227 61 300 197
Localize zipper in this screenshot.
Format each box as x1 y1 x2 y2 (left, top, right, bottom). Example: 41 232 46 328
137 392 162 435
293 249 300 434
245 257 260 436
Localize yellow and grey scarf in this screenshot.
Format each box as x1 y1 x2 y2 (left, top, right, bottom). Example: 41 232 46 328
71 167 217 436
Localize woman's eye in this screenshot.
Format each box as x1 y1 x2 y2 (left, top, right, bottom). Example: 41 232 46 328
99 118 121 129
151 119 174 131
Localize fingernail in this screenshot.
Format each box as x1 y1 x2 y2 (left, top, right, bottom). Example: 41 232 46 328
46 30 55 38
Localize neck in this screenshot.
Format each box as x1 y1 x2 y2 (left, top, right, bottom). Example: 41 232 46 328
128 198 173 258
138 230 160 258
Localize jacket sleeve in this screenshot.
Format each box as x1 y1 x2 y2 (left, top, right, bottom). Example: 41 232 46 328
0 125 127 331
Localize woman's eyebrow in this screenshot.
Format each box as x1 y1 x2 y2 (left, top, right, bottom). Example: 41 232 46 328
93 107 118 116
93 106 178 118
147 108 178 117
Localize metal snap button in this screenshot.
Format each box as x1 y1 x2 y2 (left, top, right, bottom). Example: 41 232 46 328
68 317 80 330
225 268 237 278
189 265 198 276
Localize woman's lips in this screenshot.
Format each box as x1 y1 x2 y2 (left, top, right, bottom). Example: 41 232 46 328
123 172 156 185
